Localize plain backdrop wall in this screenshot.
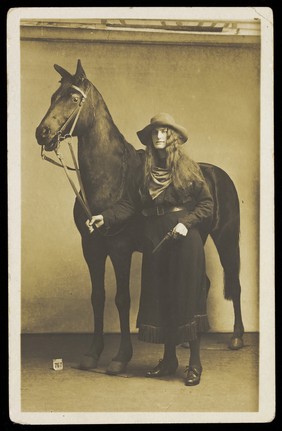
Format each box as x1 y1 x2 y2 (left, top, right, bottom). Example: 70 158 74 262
21 38 260 333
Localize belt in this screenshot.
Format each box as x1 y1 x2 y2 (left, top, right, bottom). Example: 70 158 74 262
142 205 185 217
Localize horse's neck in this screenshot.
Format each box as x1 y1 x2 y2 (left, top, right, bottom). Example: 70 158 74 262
78 108 124 169
77 98 126 210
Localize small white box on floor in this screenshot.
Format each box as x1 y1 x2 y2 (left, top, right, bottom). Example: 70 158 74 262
52 358 63 371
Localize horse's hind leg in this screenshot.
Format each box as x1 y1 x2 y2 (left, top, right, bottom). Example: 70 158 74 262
106 246 133 375
211 228 244 349
79 235 107 369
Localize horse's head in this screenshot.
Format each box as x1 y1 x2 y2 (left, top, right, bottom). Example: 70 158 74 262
36 60 91 151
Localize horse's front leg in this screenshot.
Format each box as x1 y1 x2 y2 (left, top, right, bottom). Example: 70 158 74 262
79 234 108 370
106 244 133 375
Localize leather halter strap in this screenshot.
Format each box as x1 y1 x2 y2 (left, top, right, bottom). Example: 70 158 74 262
41 85 96 232
54 144 92 220
71 85 87 99
41 84 89 170
41 83 128 236
41 145 76 171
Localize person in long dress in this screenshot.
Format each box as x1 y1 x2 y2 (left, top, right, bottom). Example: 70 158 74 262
135 113 213 386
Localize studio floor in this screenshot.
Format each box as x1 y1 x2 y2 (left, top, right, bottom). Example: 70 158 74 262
21 332 259 413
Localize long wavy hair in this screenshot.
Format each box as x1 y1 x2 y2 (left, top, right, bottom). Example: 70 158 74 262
144 128 204 190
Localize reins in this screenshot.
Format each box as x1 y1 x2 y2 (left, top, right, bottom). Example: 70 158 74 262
40 83 128 237
41 84 95 233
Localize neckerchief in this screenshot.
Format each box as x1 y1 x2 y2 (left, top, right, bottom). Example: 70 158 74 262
148 166 172 200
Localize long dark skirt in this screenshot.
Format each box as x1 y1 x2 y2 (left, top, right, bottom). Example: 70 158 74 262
137 211 210 345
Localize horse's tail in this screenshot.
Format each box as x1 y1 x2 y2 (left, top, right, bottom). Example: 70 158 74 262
210 218 241 300
200 163 241 301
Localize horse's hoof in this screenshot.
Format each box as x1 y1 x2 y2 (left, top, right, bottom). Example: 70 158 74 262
229 337 244 350
79 354 99 370
106 360 128 375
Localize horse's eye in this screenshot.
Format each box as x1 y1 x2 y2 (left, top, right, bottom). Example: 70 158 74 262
72 94 79 103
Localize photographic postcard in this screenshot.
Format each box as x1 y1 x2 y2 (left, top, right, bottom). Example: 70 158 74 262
7 6 274 425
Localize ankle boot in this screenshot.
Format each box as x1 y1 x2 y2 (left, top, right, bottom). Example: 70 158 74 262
146 358 178 378
184 365 202 386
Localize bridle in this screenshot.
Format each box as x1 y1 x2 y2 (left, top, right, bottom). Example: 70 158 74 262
41 84 88 164
56 84 88 141
40 83 128 237
41 84 96 232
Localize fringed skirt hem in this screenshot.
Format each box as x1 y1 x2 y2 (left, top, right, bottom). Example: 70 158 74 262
137 314 210 345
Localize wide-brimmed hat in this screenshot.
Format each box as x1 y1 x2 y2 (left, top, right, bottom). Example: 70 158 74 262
137 113 188 146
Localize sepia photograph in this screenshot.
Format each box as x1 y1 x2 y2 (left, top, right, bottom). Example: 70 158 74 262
7 6 274 424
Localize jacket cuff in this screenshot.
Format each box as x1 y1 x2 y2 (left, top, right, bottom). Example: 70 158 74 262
101 209 115 229
178 215 193 229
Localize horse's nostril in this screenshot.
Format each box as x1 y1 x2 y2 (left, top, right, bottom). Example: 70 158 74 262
41 127 50 138
36 125 50 140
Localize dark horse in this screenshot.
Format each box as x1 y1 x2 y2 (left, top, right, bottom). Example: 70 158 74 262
36 60 244 374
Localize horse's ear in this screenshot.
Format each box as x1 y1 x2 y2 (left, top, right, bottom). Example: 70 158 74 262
74 59 87 83
54 64 72 80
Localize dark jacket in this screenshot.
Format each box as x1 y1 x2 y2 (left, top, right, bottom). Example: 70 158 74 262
101 150 213 231
101 150 143 230
140 179 213 229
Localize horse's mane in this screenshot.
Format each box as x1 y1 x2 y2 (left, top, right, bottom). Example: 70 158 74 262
87 81 131 150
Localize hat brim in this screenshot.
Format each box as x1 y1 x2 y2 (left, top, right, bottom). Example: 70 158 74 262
137 121 188 146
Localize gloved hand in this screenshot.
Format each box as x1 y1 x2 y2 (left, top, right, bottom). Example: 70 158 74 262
88 214 105 228
172 222 188 238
